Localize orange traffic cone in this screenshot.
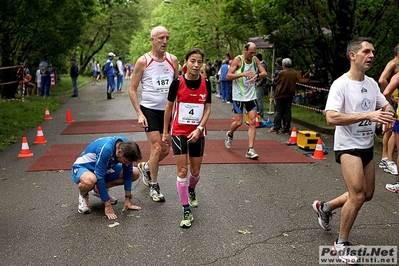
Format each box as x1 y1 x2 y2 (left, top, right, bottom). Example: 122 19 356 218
311 138 327 160
65 109 74 122
18 137 34 158
34 126 47 144
44 107 52 120
285 127 297 146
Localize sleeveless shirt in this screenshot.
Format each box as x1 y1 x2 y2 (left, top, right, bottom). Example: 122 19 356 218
232 55 257 101
169 76 208 137
141 52 175 110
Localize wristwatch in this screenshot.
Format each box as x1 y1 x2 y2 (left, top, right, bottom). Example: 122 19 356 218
388 110 395 117
197 126 204 133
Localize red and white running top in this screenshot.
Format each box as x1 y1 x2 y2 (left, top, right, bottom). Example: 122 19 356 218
141 52 175 110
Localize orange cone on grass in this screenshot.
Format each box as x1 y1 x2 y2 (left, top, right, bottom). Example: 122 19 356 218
65 109 74 122
18 137 33 158
285 127 297 146
44 107 52 120
311 138 327 160
34 126 47 144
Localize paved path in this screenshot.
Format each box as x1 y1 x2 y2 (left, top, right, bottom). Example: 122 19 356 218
0 80 398 265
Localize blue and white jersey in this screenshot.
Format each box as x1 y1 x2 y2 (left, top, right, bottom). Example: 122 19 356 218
104 58 115 77
72 136 133 201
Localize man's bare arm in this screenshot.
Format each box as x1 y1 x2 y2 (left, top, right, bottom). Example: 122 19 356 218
128 56 146 117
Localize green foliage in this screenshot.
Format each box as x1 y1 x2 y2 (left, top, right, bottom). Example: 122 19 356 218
75 0 143 73
251 0 399 81
0 74 91 151
0 0 96 71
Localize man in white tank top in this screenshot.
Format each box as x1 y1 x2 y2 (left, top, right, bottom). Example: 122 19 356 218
129 26 179 202
312 37 395 263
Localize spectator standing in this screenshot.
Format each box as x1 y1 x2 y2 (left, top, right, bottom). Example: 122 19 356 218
128 26 179 202
255 53 268 119
273 57 283 79
116 56 125 92
219 60 230 102
39 56 52 98
35 66 41 96
16 61 36 98
91 58 97 85
125 61 132 80
213 59 221 97
104 52 116 99
70 58 79 97
162 48 212 228
268 58 298 134
205 58 213 78
224 42 267 159
96 61 101 82
312 37 395 263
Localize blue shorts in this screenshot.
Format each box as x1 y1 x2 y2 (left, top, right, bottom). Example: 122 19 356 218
393 120 399 133
71 164 122 184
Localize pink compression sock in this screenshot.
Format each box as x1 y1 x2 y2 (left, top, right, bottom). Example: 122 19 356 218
188 174 200 189
176 177 189 206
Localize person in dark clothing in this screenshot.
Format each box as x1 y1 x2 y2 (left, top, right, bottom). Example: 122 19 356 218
39 56 52 97
255 53 268 119
269 58 298 134
70 58 79 97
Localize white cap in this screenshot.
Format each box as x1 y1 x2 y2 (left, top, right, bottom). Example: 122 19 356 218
108 52 116 57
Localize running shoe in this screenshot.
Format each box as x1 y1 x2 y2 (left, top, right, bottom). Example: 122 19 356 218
384 161 398 175
189 191 198 208
149 183 165 202
91 185 118 205
78 193 91 214
246 148 259 159
333 240 358 265
138 162 151 186
225 132 233 149
180 210 194 228
312 200 332 231
379 159 388 169
386 183 399 193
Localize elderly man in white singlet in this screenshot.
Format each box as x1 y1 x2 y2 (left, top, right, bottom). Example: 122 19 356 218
129 26 179 202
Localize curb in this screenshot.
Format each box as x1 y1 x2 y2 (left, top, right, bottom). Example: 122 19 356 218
292 117 335 135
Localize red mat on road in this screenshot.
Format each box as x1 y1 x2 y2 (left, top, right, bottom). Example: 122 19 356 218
26 140 313 172
60 119 249 135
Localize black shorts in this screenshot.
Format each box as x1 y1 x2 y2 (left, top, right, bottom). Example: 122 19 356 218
140 105 165 133
335 146 374 167
232 100 258 114
171 136 205 157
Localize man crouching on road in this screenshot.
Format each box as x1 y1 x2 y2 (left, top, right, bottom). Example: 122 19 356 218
71 136 142 219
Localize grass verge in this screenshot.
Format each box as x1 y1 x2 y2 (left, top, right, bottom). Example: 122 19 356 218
0 75 91 151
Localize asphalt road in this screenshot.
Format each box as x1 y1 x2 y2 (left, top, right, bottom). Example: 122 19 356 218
0 79 398 266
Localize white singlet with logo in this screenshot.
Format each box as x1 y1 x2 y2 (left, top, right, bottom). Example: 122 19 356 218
325 73 388 151
141 52 175 110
